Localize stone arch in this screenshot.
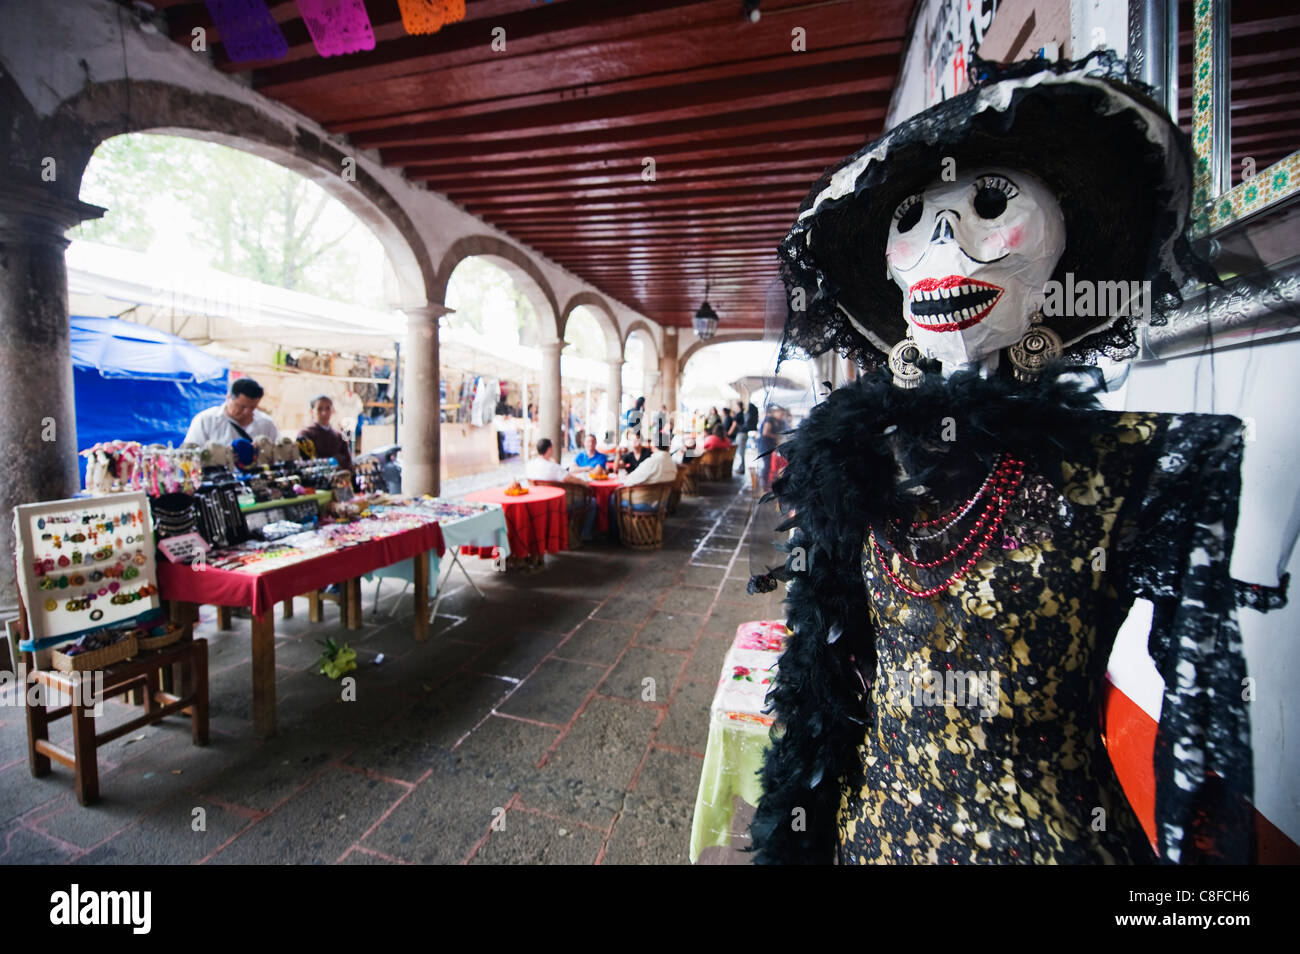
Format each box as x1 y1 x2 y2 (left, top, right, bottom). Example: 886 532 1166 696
43 79 433 306
621 320 660 362
433 235 561 342
678 331 768 375
560 291 621 362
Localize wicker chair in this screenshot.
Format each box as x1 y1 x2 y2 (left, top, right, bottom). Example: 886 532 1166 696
699 447 730 481
679 454 702 495
614 481 674 549
530 480 589 550
667 464 690 514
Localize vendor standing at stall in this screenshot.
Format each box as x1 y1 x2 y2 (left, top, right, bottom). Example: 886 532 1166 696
297 394 353 471
183 377 278 445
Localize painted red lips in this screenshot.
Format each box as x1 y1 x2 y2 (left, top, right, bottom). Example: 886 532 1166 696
907 276 1004 332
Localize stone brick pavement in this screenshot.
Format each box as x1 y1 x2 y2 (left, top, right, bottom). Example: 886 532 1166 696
0 477 786 864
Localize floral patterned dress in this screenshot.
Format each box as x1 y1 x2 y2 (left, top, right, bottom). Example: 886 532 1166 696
749 371 1254 865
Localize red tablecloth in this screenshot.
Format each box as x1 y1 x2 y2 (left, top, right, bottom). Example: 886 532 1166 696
157 522 445 616
586 478 622 532
463 486 567 558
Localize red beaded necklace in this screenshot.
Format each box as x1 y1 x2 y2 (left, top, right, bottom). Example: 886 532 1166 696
871 455 1027 598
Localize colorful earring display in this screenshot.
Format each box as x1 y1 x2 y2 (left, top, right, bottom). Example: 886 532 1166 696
20 497 156 644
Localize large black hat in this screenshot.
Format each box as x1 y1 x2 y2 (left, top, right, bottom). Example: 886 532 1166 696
777 50 1214 371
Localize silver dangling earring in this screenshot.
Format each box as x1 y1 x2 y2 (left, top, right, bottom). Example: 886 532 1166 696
1008 311 1063 382
888 332 924 389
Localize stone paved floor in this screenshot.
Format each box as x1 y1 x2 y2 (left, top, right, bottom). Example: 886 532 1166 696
0 477 785 864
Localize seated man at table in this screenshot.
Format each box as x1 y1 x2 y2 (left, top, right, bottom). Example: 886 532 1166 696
702 424 732 451
617 430 653 474
573 433 609 473
622 446 677 511
525 438 579 483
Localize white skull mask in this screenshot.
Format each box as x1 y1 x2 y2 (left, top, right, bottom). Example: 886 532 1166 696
885 168 1066 368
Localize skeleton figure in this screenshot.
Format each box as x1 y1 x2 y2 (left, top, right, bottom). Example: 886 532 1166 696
884 169 1066 371
751 52 1259 867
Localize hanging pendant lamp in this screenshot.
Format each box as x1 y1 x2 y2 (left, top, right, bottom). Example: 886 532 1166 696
693 280 719 341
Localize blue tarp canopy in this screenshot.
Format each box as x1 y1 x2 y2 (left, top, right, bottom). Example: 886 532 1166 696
71 316 229 470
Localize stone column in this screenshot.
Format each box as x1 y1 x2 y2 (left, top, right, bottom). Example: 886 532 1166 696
605 358 623 441
0 183 105 614
659 328 679 417
641 369 661 436
538 340 563 454
398 303 446 497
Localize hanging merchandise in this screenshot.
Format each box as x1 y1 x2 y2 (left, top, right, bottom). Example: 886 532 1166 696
458 376 476 423
296 0 376 57
470 375 493 427
396 0 466 36
203 0 289 63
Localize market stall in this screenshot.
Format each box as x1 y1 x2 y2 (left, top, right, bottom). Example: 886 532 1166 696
158 508 445 738
67 440 505 738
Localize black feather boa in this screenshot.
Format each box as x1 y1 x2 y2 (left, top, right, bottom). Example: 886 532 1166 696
749 362 1112 864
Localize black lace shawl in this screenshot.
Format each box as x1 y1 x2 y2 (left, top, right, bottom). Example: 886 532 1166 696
749 366 1254 864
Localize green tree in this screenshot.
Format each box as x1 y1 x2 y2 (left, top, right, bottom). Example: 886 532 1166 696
73 133 386 306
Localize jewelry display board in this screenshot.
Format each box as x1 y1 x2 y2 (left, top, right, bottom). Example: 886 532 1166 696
14 491 161 651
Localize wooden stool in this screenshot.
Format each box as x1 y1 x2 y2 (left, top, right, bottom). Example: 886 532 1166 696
24 632 209 806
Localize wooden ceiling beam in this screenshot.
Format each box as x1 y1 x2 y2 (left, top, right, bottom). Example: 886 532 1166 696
384 125 868 171
400 138 857 180
349 88 887 150
448 177 821 206
250 0 894 95
322 40 901 135
509 226 790 242
418 156 838 195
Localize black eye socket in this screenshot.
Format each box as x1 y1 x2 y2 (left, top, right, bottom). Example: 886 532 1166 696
972 174 1018 219
973 186 1008 219
894 195 923 233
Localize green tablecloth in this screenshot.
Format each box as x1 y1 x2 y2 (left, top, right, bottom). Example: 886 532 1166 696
689 621 788 863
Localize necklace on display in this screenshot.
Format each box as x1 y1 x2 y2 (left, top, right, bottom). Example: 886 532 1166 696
872 455 1027 598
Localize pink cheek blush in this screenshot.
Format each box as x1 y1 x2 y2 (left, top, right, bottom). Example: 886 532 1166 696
1002 225 1024 249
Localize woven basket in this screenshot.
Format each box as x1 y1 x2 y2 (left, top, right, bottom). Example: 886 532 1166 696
51 635 138 673
138 626 184 652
